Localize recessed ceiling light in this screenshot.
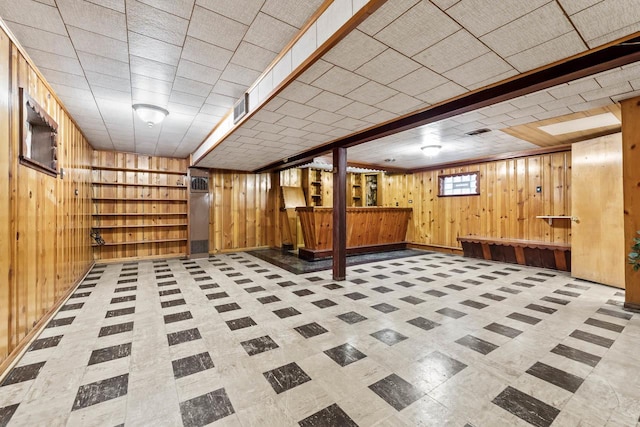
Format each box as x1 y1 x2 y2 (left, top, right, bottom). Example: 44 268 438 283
133 104 169 127
421 145 442 156
538 112 620 135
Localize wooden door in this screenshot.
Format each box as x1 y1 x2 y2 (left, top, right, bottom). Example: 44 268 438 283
571 134 625 288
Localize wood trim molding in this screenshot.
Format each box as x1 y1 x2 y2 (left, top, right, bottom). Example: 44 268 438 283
407 242 463 255
347 161 409 174
0 262 94 378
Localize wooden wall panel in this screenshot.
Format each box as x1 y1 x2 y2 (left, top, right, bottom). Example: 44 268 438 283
1 31 93 367
209 170 275 252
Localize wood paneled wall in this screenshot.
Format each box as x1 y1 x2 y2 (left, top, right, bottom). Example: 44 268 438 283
0 28 93 366
209 170 276 252
380 151 572 249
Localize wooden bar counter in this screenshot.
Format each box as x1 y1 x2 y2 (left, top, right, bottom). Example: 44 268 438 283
295 207 412 260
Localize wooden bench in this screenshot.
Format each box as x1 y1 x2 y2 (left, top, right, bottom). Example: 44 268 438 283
457 236 571 271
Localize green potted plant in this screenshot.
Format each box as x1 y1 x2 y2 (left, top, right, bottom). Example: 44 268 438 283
630 231 640 271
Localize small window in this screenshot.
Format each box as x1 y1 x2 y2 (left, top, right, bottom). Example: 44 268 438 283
19 88 58 177
438 172 479 197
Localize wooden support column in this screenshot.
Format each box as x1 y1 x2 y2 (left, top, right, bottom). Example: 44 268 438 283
622 97 640 310
332 147 347 280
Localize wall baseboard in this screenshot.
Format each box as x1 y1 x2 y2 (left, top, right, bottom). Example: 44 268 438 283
408 243 463 255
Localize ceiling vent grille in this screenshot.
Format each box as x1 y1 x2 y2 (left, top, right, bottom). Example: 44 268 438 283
465 128 491 136
233 93 249 124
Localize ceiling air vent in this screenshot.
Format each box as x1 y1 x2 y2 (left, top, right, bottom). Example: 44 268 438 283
465 128 491 136
233 93 249 124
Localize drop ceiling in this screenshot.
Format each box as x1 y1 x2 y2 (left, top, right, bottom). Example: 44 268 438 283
2 0 640 168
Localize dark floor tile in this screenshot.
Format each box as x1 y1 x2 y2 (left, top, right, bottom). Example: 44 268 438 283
373 274 389 280
480 293 506 302
491 270 509 276
154 268 170 273
226 273 242 278
294 322 328 339
400 296 425 305
78 284 97 290
436 308 467 319
190 270 206 276
312 299 337 309
407 317 440 331
299 403 358 427
167 328 202 346
395 281 415 288
114 286 137 293
455 335 498 355
497 287 521 295
324 283 343 290
278 281 297 288
117 278 137 285
540 296 569 306
0 403 19 426
1 362 46 386
159 289 181 297
214 303 241 313
293 289 315 297
111 295 136 304
445 284 466 291
460 300 488 310
525 276 546 283
235 279 252 285
551 344 601 367
244 286 265 293
28 335 63 351
372 303 399 314
370 329 408 346
60 303 84 311
161 299 186 308
416 277 434 283
265 274 281 280
324 343 366 367
512 281 535 288
337 312 367 324
70 292 91 299
369 374 425 411
98 322 133 337
257 295 281 304
566 283 590 290
596 307 632 321
164 311 193 324
72 374 129 411
226 317 257 331
419 351 467 382
344 292 367 300
424 290 447 298
199 283 219 290
507 312 541 325
180 388 235 427
194 276 212 282
206 292 229 300
350 278 367 284
47 316 75 328
372 286 393 293
88 343 132 365
526 362 584 393
156 274 173 280
273 307 301 319
569 330 614 348
393 271 409 276
241 336 279 356
172 352 215 379
158 280 178 287
435 273 451 278
263 362 311 394
525 304 557 314
554 289 580 298
478 275 496 281
462 279 482 287
584 317 624 333
493 387 560 427
484 322 522 338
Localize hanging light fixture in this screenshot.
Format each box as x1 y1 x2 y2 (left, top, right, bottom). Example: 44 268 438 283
421 144 442 156
132 104 169 127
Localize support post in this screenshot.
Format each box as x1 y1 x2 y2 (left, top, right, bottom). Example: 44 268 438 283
332 147 347 280
621 97 640 311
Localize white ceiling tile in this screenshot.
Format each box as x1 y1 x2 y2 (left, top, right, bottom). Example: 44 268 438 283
346 80 398 105
305 92 353 112
355 49 421 85
611 89 640 103
126 0 188 46
332 116 368 131
244 12 298 54
27 48 84 75
205 93 236 108
85 71 130 92
169 90 206 108
136 0 194 19
510 91 556 109
231 42 278 72
56 0 127 41
335 101 379 120
211 80 248 100
311 66 368 95
506 104 546 119
172 77 213 97
66 26 129 62
251 110 285 124
581 81 634 102
445 0 549 37
568 0 640 47
199 104 228 117
40 68 90 90
568 97 614 113
279 81 323 104
431 0 461 9
377 92 423 115
7 22 76 58
176 60 222 86
220 64 262 86
131 73 173 94
388 67 449 97
506 32 586 73
466 69 518 91
280 128 309 138
594 65 640 88
297 60 333 84
0 0 66 35
375 1 460 57
130 55 177 82
261 0 324 28
302 122 335 134
87 0 125 13
305 110 344 125
53 83 94 100
261 96 287 112
557 0 599 16
252 122 286 134
188 6 248 51
412 30 490 74
547 78 601 99
443 52 514 89
275 116 312 129
132 88 170 106
275 100 317 119
532 107 573 121
181 37 233 71
78 52 129 78
358 0 420 36
196 0 263 25
128 32 182 66
323 30 387 71
92 85 132 103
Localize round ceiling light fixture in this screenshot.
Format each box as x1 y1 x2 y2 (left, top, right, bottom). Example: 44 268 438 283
133 104 169 127
421 144 442 157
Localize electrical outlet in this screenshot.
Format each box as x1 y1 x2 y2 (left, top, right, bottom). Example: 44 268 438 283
536 186 542 193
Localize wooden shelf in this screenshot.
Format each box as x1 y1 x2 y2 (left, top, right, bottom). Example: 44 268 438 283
93 197 187 202
92 182 187 188
93 224 187 229
93 238 188 247
93 212 187 216
92 166 186 175
536 215 574 225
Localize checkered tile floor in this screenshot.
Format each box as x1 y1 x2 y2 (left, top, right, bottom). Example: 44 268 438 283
1 251 639 426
